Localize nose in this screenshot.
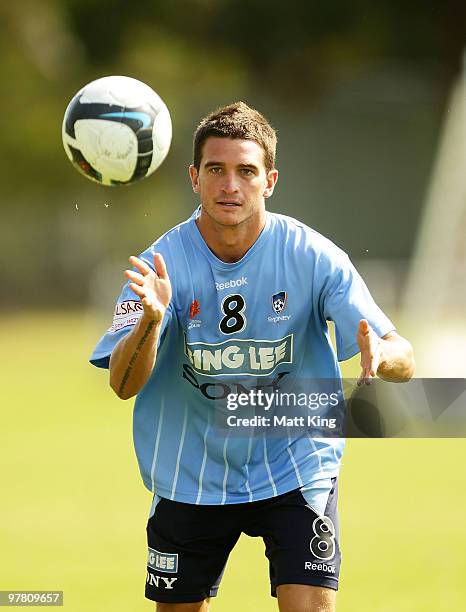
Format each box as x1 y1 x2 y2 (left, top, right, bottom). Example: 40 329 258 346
220 171 239 194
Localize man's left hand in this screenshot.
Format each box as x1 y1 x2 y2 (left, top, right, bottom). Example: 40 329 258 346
357 319 381 385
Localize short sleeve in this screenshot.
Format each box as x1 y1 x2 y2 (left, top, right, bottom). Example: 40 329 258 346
321 252 395 361
89 270 173 370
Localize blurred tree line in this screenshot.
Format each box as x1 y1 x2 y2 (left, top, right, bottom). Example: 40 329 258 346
0 0 465 308
68 0 465 90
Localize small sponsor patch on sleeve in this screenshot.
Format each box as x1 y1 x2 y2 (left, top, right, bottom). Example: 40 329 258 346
108 300 144 332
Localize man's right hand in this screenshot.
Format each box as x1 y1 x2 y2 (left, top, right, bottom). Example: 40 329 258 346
109 253 172 400
125 252 172 323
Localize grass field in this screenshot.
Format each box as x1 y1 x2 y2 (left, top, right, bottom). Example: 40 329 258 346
1 312 465 611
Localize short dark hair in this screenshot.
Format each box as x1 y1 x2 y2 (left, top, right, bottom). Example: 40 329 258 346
193 101 277 172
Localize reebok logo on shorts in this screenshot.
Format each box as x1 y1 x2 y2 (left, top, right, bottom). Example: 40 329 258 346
148 547 178 573
304 561 336 574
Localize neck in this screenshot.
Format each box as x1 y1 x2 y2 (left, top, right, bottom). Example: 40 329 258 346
196 208 266 263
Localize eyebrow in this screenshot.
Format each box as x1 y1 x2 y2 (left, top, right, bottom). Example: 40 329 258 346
203 161 259 170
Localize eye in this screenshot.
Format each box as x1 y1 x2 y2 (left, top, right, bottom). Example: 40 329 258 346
208 166 223 175
240 168 254 176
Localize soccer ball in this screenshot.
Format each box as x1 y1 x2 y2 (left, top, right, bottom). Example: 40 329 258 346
62 76 172 186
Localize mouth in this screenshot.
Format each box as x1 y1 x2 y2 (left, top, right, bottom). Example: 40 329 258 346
216 200 241 207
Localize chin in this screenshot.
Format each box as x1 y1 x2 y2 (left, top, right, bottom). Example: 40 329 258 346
209 208 244 226
215 215 243 227
201 204 252 228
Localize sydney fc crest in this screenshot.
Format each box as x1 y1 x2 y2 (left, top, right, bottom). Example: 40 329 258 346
272 291 287 315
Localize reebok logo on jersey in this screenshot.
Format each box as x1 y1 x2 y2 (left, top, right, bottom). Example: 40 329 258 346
184 334 293 376
108 300 143 332
147 548 178 573
215 276 248 291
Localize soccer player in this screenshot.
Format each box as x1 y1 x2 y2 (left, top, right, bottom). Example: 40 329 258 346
90 102 415 611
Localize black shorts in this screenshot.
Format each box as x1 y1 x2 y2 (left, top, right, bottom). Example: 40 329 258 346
146 479 340 604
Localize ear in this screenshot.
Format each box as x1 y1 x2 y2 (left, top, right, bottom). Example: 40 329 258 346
263 169 278 199
189 164 200 193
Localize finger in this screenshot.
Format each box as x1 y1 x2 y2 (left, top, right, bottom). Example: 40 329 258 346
357 372 368 386
128 283 146 298
125 269 145 285
357 366 369 385
129 255 152 276
357 369 375 386
153 252 168 280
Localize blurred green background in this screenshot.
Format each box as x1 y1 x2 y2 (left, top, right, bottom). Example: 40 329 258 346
1 1 465 610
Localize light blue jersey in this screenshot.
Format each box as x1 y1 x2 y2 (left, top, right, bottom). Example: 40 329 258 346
90 210 394 505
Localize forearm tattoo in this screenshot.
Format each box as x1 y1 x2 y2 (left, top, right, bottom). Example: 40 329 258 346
118 320 156 396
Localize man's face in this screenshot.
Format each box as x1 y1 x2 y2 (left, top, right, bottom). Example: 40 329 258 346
189 137 278 228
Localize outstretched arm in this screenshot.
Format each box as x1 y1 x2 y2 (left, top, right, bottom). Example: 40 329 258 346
109 253 172 400
357 319 415 385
